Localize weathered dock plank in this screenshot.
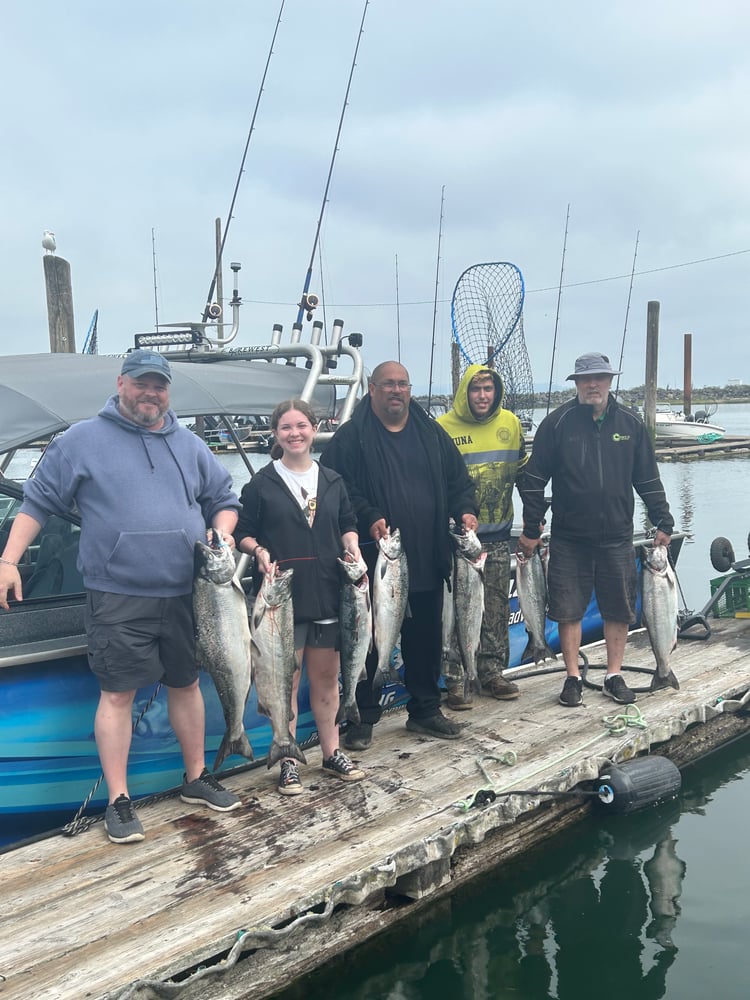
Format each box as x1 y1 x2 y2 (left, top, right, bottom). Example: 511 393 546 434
1 617 748 1000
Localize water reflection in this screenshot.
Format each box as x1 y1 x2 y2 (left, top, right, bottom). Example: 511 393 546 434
276 739 750 1000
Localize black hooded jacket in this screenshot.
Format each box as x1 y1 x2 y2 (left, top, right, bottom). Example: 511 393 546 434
521 395 674 544
320 396 478 584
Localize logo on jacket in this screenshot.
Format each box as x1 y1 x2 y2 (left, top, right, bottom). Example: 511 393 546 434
496 427 511 443
612 433 631 442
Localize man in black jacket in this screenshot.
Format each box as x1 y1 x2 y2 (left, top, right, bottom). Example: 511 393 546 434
517 352 674 708
321 361 479 748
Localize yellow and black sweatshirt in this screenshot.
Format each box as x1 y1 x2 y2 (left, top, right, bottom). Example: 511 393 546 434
437 365 528 542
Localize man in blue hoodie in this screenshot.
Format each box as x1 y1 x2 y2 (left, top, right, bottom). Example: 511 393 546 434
0 350 242 844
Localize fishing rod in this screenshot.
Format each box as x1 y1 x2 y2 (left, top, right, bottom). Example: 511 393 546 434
545 203 570 415
426 185 446 416
151 227 160 331
200 0 286 324
395 252 402 363
615 230 639 397
295 0 370 328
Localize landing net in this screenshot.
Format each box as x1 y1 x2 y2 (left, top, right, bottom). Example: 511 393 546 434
450 261 535 427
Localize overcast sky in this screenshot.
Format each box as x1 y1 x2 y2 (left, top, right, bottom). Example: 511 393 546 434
3 0 749 394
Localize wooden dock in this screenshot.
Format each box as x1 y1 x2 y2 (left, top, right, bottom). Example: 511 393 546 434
2 617 749 1000
654 434 750 461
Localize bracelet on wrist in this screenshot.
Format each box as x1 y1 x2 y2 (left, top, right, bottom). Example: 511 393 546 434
0 557 19 567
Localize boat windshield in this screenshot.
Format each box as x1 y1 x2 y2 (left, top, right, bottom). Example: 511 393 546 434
0 485 83 603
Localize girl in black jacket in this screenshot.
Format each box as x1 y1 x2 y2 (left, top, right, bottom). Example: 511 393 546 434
235 399 365 796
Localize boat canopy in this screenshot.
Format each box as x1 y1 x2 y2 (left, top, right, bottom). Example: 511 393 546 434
0 353 336 453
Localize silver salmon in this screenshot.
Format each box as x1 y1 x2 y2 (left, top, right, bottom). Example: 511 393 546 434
372 528 409 689
337 554 372 725
193 533 254 771
515 543 556 665
250 565 307 768
450 528 486 699
642 544 680 692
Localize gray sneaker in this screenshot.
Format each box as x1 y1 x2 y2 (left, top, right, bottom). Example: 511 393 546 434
104 794 145 844
603 674 637 705
180 769 242 812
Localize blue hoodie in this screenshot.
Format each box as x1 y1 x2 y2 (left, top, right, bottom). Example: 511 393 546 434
21 396 239 598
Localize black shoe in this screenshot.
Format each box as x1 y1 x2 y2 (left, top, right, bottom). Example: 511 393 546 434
603 674 637 705
180 768 242 811
322 749 365 782
559 676 583 707
406 711 462 740
344 722 373 751
104 794 145 844
278 759 304 796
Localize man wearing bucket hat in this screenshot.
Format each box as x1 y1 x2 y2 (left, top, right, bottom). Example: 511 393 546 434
516 352 674 708
0 349 243 843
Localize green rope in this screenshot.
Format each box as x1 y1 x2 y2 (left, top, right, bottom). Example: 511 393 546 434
601 704 648 734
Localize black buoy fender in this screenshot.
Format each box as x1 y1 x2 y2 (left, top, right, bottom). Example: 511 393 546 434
597 756 681 814
710 536 735 574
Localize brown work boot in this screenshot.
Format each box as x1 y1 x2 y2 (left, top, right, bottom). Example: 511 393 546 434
444 687 474 711
482 675 520 700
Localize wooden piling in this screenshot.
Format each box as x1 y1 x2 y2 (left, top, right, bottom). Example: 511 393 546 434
644 301 659 439
43 255 76 353
683 333 693 416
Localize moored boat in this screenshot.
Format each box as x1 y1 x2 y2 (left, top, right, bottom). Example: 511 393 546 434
654 404 725 442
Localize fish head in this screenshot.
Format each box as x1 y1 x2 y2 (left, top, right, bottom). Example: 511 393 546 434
193 535 236 585
338 553 368 582
645 544 670 575
450 526 482 561
260 564 294 605
378 527 402 560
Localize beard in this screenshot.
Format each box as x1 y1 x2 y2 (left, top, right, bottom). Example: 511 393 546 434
118 396 168 427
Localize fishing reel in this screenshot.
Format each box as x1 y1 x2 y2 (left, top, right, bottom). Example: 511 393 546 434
206 302 222 320
299 292 320 321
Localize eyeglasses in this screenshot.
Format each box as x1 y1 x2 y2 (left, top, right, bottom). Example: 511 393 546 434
373 380 412 391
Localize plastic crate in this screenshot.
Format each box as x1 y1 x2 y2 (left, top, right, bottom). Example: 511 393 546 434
709 574 750 618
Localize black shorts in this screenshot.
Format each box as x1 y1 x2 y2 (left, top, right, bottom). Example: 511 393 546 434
85 590 199 692
293 619 340 651
547 536 637 624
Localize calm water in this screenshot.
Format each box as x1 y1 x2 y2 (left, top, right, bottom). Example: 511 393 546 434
269 403 750 1000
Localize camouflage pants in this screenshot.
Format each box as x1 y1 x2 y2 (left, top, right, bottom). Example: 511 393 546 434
443 539 510 688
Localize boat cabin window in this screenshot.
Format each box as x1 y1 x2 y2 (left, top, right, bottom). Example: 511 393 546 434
0 496 84 602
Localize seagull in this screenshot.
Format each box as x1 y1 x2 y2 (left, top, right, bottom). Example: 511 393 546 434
42 230 56 254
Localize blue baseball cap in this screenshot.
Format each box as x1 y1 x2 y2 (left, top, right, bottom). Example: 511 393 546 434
120 349 172 382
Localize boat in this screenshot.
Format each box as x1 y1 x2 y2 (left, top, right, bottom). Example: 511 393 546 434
654 404 725 442
0 333 684 836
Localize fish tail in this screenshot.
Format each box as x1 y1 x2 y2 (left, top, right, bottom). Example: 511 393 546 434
649 670 681 692
267 737 307 769
213 730 254 771
371 665 386 690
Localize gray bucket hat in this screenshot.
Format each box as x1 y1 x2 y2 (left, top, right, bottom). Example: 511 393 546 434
566 352 621 381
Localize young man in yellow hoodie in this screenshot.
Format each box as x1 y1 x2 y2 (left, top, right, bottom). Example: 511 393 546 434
437 365 528 707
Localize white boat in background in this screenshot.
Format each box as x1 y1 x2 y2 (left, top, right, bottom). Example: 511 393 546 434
654 405 725 442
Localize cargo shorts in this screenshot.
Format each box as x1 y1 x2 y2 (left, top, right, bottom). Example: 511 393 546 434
85 590 199 692
547 536 637 624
